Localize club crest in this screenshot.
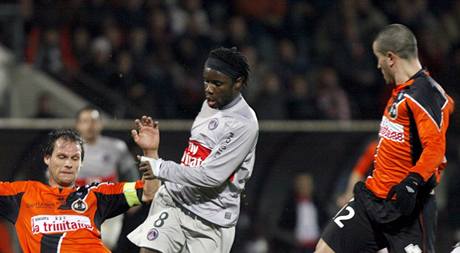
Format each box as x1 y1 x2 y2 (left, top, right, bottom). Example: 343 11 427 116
71 199 88 213
147 228 159 241
208 118 219 130
388 91 405 119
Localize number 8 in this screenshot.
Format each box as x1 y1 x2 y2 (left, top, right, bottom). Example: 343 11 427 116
154 212 169 227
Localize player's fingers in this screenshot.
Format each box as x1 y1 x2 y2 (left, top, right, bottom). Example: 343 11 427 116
141 115 149 126
138 161 149 167
139 165 149 173
131 129 139 141
153 121 159 129
134 119 142 129
144 116 153 126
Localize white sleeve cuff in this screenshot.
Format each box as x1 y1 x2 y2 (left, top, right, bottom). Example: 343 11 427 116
140 156 163 177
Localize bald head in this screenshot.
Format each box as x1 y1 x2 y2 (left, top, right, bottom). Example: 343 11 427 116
374 24 418 60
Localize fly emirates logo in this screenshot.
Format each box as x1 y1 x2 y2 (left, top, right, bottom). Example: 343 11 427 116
31 215 93 234
379 116 404 142
181 140 211 167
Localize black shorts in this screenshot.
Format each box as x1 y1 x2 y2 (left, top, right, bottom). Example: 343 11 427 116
321 182 437 253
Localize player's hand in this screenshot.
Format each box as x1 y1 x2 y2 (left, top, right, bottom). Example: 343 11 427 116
138 160 155 180
132 116 160 155
386 172 424 216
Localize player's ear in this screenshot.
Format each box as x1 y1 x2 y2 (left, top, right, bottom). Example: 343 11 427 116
233 77 243 91
387 51 396 67
43 155 50 166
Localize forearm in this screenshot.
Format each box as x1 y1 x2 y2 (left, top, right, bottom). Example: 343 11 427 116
410 145 444 181
141 178 160 202
143 149 159 159
158 160 224 187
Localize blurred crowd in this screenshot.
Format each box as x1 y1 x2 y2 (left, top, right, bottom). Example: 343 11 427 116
20 0 460 120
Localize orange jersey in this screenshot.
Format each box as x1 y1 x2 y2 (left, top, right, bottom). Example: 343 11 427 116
0 180 143 253
366 70 454 199
353 140 378 177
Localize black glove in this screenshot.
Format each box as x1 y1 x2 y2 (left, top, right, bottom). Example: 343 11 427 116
386 173 424 216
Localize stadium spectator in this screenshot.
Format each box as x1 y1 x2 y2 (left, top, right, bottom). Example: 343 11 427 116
315 67 351 120
274 173 321 253
253 72 288 119
82 37 115 84
16 0 459 120
287 75 320 119
33 92 57 119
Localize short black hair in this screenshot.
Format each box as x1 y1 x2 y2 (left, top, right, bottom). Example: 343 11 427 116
374 24 418 59
75 105 101 121
43 129 85 160
208 47 250 86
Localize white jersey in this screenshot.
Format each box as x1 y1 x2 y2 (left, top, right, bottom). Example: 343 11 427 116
157 94 259 227
77 136 137 186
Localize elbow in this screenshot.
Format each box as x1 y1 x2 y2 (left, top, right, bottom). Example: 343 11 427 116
200 175 227 188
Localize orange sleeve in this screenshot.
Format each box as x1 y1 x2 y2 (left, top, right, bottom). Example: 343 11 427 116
0 181 29 195
405 98 445 181
352 140 377 177
0 181 29 223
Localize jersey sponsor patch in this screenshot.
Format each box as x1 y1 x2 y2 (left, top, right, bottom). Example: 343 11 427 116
181 140 211 167
31 215 93 234
379 116 404 142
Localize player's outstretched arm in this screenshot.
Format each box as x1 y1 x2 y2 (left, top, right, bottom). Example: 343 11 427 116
132 116 160 159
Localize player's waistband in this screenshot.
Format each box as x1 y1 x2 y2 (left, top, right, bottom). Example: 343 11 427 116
163 186 217 227
171 197 216 227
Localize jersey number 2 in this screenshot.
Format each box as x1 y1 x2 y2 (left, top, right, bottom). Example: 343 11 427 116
334 206 355 228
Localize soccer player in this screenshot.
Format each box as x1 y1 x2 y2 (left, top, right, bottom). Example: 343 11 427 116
75 106 138 186
127 47 259 253
75 106 139 249
0 129 159 252
316 24 455 253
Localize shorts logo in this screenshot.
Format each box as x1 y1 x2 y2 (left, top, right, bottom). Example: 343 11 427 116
208 118 219 130
71 199 88 213
404 244 421 253
147 228 159 241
